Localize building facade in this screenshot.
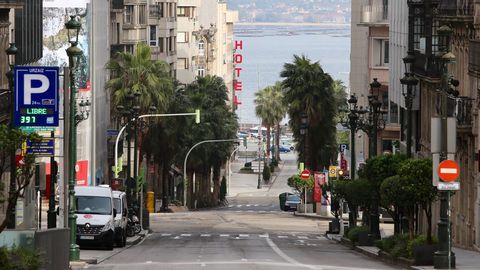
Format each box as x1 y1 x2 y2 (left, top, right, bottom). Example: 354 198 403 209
351 0 399 170
176 0 237 100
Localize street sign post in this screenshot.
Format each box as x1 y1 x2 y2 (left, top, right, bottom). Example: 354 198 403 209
437 159 460 191
14 66 59 127
300 170 310 179
26 138 55 156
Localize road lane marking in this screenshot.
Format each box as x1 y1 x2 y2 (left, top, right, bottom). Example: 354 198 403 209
239 234 249 238
265 237 314 269
277 235 288 239
201 234 211 237
160 233 171 237
220 234 230 237
180 234 191 237
298 236 309 239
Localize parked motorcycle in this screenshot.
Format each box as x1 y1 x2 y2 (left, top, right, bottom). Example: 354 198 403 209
126 209 141 237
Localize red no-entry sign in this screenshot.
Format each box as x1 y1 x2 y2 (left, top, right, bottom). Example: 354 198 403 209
438 160 460 182
300 170 310 179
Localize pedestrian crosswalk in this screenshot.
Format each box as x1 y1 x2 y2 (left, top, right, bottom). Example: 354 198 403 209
157 232 325 242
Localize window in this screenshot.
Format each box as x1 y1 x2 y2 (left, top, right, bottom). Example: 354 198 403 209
149 25 157 46
138 5 146 24
178 32 188 43
197 65 205 77
198 40 205 56
372 39 389 67
124 5 134 24
177 7 186 16
159 37 164 53
178 58 189 69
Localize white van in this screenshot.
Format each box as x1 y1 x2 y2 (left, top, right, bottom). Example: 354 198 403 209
112 191 128 247
75 186 116 250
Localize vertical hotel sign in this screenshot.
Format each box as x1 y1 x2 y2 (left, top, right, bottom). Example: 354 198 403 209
233 40 243 108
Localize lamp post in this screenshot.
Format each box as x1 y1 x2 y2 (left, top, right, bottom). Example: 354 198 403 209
5 42 17 229
65 15 85 261
257 124 262 189
341 95 366 181
400 53 419 158
433 24 457 269
358 78 385 240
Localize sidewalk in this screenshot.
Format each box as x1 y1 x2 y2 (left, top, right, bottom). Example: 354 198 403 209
326 232 480 270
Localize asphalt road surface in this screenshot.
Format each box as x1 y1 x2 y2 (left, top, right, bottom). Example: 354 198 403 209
79 153 403 270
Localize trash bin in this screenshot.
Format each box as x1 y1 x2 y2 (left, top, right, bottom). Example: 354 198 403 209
279 192 290 211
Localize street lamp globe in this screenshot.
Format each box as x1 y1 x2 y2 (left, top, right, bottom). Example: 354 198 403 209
65 15 81 45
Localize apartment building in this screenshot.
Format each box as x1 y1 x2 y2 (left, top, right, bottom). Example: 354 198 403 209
110 0 177 75
176 0 238 100
351 0 399 168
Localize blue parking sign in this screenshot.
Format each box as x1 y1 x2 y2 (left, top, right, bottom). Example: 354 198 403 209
14 66 59 127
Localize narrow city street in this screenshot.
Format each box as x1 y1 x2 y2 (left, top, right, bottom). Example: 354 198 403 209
77 153 403 270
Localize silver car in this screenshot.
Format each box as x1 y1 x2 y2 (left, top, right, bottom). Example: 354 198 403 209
285 194 301 211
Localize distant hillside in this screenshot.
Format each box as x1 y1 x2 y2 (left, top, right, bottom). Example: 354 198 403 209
227 0 351 23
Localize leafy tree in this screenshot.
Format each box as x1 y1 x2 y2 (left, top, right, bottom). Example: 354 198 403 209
287 175 313 194
398 158 436 241
0 126 39 233
281 54 338 171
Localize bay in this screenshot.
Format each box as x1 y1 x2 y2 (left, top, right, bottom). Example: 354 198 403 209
234 24 351 124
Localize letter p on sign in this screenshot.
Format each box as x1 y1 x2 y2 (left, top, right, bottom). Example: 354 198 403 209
24 74 50 105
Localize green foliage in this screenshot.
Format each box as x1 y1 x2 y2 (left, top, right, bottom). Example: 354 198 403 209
346 226 369 243
376 234 409 257
281 55 339 170
263 164 271 181
0 246 42 270
287 174 314 193
336 130 349 145
358 154 407 190
406 235 438 258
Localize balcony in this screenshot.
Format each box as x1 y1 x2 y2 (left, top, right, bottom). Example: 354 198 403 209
111 0 124 10
469 40 480 77
456 96 473 131
149 4 162 18
0 0 24 8
437 0 474 17
359 5 388 26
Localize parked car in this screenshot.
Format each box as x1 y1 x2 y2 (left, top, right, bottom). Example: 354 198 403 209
75 186 116 250
112 191 128 247
271 145 291 153
284 194 301 211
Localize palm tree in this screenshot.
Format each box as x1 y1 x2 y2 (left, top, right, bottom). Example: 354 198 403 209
183 76 238 208
254 82 286 162
106 42 174 114
281 54 338 170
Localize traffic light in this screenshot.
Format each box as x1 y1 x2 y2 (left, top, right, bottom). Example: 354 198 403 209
338 169 345 177
195 109 200 124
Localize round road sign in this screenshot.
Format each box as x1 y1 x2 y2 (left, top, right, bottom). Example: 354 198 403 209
300 170 310 179
438 160 460 182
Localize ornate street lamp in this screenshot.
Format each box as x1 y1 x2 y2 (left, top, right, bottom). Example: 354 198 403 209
5 42 17 229
400 53 419 158
433 24 457 269
65 14 88 261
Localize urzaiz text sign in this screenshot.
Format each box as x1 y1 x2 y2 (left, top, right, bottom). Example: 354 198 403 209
14 66 59 127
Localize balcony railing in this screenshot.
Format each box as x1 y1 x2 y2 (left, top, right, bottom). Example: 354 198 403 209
469 40 480 76
360 5 388 24
149 4 162 18
438 0 474 16
456 96 473 128
111 0 124 10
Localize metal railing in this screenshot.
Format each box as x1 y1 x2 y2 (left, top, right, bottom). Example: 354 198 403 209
360 4 388 24
456 96 473 127
469 40 480 75
437 0 474 16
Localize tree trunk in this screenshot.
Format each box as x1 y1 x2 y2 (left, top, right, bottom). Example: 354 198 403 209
212 164 221 204
275 123 281 161
187 170 194 209
266 125 271 162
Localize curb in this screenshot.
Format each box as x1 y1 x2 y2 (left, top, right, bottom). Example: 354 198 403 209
293 212 335 221
326 233 426 270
